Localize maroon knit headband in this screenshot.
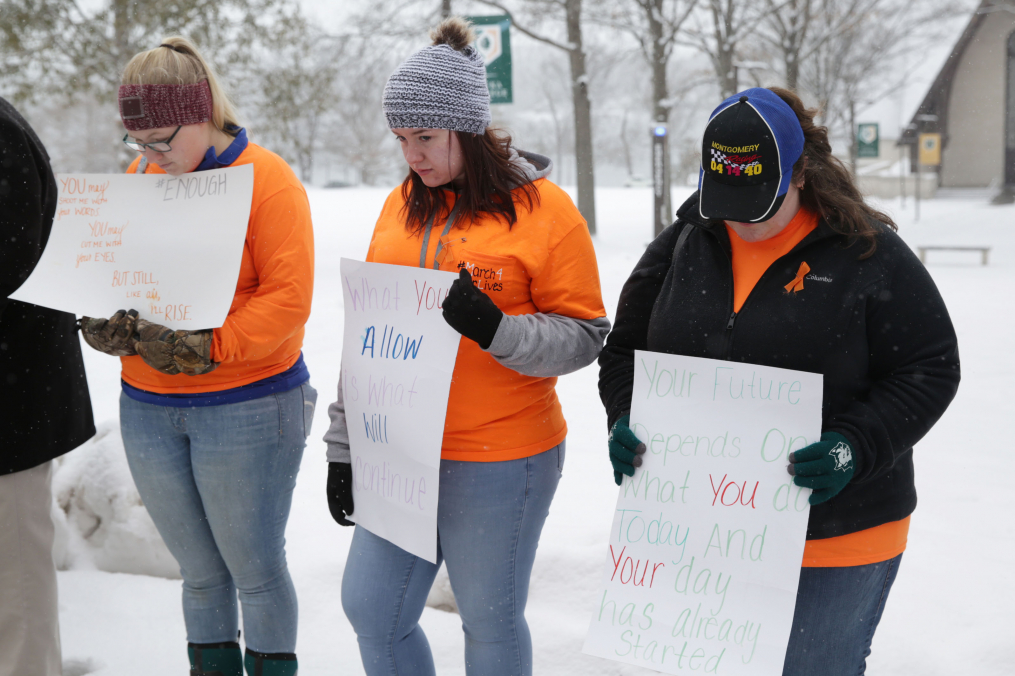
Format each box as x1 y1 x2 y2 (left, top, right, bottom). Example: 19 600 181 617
118 80 214 131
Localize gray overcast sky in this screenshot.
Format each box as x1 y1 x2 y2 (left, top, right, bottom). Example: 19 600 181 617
299 0 364 33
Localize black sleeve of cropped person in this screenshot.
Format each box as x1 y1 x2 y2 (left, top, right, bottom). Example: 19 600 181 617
598 222 682 430
0 97 54 322
0 96 95 475
826 232 961 483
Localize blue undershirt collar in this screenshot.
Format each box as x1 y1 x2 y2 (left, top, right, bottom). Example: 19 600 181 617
196 126 248 171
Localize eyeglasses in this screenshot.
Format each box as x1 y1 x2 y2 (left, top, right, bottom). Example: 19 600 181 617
122 125 182 153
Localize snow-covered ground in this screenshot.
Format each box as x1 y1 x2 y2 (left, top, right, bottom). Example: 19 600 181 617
60 186 1013 674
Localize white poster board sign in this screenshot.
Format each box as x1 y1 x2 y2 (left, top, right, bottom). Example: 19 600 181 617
340 258 462 563
10 166 254 329
583 351 822 674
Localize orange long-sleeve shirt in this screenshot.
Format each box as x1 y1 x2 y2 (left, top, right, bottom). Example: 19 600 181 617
366 180 606 461
121 143 314 393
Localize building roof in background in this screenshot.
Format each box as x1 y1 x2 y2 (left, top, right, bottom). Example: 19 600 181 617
900 0 1009 145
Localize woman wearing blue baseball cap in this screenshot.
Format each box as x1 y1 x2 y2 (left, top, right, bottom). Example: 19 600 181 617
599 87 961 674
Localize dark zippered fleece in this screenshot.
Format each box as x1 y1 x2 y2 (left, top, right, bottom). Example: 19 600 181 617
599 193 960 540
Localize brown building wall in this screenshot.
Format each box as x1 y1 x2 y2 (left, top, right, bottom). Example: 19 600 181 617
942 15 1015 187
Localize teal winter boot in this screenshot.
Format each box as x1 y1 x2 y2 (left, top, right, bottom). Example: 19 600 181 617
243 649 298 676
188 641 243 676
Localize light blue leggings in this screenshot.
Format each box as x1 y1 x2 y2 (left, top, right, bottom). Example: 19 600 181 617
120 383 316 653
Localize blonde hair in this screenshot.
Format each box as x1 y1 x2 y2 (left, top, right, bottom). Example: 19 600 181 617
121 36 240 131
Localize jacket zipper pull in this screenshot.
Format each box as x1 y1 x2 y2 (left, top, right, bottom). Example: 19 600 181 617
726 312 737 330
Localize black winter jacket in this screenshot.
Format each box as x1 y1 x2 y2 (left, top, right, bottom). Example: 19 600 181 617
599 193 960 540
1 97 95 474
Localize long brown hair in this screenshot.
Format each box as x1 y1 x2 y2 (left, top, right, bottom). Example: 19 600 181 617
400 128 540 235
769 87 896 258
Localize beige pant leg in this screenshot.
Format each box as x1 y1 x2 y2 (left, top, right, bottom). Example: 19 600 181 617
0 461 62 676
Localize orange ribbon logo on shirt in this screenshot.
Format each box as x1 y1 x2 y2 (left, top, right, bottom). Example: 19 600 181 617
784 262 810 293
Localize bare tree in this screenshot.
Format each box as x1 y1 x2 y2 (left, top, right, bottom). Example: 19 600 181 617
683 0 766 100
345 0 445 42
328 46 404 185
0 0 283 103
760 0 815 91
758 0 879 91
619 109 634 176
540 64 572 183
474 0 599 233
594 0 697 220
798 0 966 173
0 0 299 171
245 8 344 181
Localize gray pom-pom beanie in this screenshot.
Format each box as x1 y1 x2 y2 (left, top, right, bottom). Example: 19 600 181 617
382 43 492 134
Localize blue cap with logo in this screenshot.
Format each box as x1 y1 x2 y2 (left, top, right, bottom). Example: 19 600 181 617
698 88 805 223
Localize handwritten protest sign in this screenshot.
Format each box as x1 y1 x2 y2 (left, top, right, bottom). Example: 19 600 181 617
10 166 253 329
583 351 823 675
340 258 462 563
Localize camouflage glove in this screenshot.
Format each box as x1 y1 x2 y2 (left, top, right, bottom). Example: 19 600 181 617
134 319 219 377
788 432 855 505
172 329 218 376
79 309 139 356
134 318 179 375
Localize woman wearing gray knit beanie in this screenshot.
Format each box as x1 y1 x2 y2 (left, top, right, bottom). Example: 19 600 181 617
324 17 610 676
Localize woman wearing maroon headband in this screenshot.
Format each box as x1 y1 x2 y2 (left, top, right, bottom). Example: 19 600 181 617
80 37 314 676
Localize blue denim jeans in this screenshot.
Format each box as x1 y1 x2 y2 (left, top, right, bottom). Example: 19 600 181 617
120 382 317 653
342 443 565 676
783 553 903 675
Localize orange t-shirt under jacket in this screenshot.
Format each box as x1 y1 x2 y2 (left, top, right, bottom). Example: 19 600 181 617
367 180 607 462
121 144 314 393
726 207 909 567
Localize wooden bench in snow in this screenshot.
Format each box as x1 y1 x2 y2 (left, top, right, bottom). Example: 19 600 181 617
917 246 991 266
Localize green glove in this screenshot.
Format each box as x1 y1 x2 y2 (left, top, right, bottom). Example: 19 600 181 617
788 432 855 505
609 414 646 486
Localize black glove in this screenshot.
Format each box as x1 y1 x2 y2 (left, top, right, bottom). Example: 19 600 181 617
609 414 646 486
788 432 856 505
327 462 355 526
441 268 504 349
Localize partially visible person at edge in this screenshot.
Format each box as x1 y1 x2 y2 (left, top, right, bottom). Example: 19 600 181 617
598 87 960 675
78 37 315 676
0 97 96 676
323 17 609 676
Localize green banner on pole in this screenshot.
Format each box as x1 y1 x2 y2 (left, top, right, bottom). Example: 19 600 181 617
857 123 879 158
466 15 513 104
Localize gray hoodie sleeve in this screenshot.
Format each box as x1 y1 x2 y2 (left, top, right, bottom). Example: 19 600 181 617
484 313 611 378
323 372 352 463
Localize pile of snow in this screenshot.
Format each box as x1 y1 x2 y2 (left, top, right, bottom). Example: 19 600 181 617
426 565 458 614
52 420 179 579
62 657 103 676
